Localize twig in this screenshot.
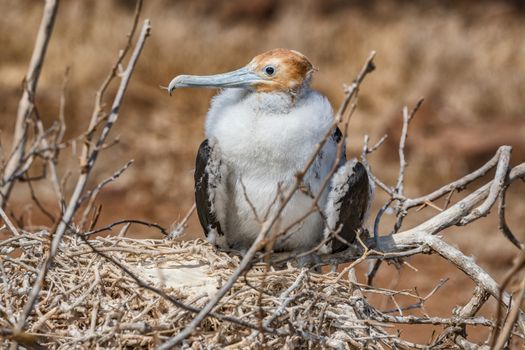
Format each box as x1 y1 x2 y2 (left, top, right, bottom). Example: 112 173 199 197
395 99 423 196
424 235 515 310
493 270 525 350
492 249 525 348
373 199 393 244
497 186 522 249
401 145 510 211
0 207 21 236
263 269 308 328
83 219 168 237
14 16 151 336
78 159 134 228
366 260 382 286
0 0 59 207
53 19 151 254
459 145 511 225
26 178 55 224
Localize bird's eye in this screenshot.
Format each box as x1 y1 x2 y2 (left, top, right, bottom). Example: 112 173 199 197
264 65 275 76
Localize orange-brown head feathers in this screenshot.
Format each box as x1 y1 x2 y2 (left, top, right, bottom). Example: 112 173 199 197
248 49 316 93
168 49 316 95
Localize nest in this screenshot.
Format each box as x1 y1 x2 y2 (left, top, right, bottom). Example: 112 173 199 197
1 231 467 349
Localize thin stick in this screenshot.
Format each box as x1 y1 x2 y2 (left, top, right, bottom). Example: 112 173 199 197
78 160 134 228
14 17 151 335
492 249 525 347
459 145 511 225
0 207 20 236
401 145 509 210
497 186 522 249
83 219 168 237
493 272 525 350
0 0 59 207
53 19 151 255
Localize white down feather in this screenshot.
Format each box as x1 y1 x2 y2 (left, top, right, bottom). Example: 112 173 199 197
204 88 339 252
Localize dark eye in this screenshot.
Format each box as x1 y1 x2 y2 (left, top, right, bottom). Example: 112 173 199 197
264 65 275 76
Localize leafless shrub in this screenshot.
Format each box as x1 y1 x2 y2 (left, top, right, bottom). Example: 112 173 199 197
1 1 524 349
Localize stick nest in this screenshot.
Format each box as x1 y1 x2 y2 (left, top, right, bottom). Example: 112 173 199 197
3 231 490 349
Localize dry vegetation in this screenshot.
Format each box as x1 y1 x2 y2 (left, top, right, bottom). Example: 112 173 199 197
1 0 525 348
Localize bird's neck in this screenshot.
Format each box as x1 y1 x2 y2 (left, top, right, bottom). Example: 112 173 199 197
229 85 312 115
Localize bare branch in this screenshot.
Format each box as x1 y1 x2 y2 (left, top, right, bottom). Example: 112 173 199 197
395 99 423 196
78 160 134 228
83 219 168 237
459 145 511 225
493 269 525 350
0 207 20 237
53 19 151 255
402 145 510 211
0 0 59 208
492 249 525 348
497 188 522 249
14 17 151 336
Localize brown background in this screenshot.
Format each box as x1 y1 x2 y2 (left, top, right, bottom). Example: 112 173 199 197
1 0 525 345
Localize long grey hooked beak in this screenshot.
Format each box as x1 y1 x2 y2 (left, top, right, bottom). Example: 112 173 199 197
167 66 263 96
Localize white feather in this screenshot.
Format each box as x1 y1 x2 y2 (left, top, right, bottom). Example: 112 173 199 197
204 88 339 252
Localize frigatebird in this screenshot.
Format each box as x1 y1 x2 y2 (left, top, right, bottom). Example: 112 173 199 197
168 49 373 254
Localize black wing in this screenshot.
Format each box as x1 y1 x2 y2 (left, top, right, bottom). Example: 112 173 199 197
326 160 371 253
194 139 224 240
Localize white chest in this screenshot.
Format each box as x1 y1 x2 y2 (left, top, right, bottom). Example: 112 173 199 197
203 88 337 252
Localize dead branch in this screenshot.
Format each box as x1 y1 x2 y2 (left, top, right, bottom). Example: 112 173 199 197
491 249 525 349
82 219 168 237
498 189 522 249
493 272 525 350
395 99 423 196
53 19 151 254
13 16 151 337
0 0 59 208
401 146 509 210
0 207 21 237
78 159 134 228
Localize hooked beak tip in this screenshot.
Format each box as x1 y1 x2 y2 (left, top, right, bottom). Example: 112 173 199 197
159 84 175 96
167 79 179 96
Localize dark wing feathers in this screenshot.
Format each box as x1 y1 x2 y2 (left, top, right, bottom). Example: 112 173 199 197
331 161 371 253
194 139 224 238
327 127 371 252
195 134 371 254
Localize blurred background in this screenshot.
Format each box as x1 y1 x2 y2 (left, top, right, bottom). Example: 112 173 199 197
1 0 525 344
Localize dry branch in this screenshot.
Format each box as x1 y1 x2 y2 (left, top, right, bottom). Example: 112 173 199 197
0 0 59 207
12 15 152 337
52 19 151 255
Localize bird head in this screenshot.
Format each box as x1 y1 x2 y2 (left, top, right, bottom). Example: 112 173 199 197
168 49 316 96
